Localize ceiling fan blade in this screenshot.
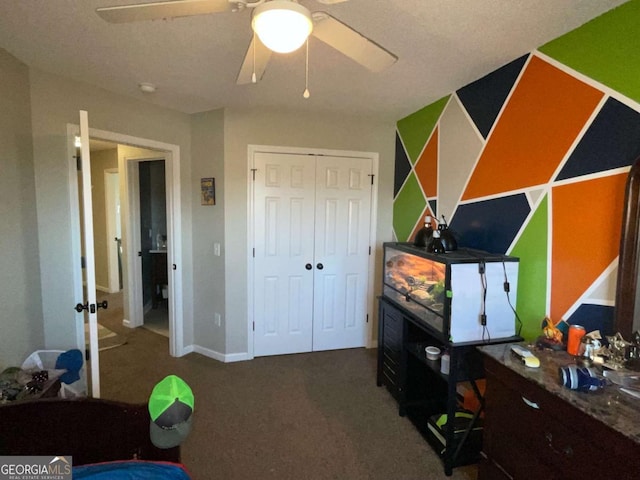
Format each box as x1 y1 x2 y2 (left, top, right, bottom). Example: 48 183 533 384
96 0 234 23
311 12 397 72
237 36 273 85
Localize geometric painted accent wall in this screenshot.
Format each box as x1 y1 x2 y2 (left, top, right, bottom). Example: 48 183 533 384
394 3 640 340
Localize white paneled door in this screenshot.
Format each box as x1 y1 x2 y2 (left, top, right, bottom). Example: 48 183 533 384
252 150 373 357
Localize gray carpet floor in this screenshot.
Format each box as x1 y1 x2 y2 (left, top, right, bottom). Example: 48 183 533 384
96 319 478 480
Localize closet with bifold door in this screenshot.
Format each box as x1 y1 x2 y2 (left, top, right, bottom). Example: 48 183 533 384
250 147 376 357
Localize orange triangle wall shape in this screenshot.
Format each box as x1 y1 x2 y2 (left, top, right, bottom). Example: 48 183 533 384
550 173 627 322
415 127 438 198
463 56 603 200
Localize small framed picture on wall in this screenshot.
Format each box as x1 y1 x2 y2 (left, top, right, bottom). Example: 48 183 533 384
201 177 215 205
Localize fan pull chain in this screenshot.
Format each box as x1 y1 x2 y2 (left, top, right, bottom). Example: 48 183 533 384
303 39 310 99
251 30 257 84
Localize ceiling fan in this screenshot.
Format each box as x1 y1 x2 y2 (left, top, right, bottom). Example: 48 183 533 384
96 0 398 85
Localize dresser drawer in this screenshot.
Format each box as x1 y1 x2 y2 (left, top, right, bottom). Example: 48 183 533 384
380 301 405 400
482 369 561 479
483 355 640 480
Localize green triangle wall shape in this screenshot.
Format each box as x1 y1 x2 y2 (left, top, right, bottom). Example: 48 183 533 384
510 195 549 341
539 1 640 105
397 96 450 165
393 172 427 242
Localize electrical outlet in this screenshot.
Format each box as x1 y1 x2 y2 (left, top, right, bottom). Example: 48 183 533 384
214 313 221 327
214 243 221 256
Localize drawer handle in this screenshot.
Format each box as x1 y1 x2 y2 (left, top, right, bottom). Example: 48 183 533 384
545 432 574 457
521 396 540 409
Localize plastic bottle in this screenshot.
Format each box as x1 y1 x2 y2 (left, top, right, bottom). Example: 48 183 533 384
440 352 450 375
413 216 433 248
428 230 445 254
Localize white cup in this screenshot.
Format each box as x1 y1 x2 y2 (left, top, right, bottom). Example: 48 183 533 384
425 346 440 360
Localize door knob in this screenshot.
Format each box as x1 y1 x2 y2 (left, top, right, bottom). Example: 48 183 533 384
317 263 324 270
97 300 108 310
75 302 88 313
305 263 312 270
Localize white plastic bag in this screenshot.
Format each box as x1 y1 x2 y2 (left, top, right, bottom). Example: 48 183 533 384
21 350 65 371
21 350 86 398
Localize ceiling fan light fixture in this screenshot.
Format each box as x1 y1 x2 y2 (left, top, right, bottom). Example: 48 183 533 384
252 1 313 54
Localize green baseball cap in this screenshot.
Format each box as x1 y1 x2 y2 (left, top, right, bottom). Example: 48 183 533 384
148 375 194 449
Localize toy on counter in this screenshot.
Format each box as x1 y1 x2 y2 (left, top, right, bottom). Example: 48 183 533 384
604 332 632 369
536 317 564 350
576 330 606 366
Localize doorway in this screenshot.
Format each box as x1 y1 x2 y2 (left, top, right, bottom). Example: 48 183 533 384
69 123 185 364
86 145 170 341
139 159 169 337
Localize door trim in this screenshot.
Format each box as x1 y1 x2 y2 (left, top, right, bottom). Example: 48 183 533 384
67 125 185 357
246 144 379 359
104 168 120 294
122 158 144 330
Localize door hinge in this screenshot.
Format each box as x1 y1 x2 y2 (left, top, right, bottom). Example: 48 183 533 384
369 246 371 255
253 248 255 258
366 314 369 323
368 174 375 185
251 168 257 181
253 321 255 331
76 155 82 171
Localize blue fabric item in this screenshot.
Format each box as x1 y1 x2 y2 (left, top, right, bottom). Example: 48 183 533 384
73 460 191 479
55 349 83 384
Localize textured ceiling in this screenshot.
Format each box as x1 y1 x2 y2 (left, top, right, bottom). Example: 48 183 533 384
0 0 629 120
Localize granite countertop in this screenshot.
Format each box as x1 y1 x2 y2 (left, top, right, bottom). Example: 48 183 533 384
478 342 640 445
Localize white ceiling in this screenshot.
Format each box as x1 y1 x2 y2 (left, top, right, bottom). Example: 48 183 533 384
0 0 629 121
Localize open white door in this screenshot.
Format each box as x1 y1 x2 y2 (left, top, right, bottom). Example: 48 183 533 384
77 110 101 398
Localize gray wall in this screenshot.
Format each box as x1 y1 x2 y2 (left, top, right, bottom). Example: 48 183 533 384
0 49 43 367
222 108 396 355
28 68 193 352
1 55 396 364
191 109 225 354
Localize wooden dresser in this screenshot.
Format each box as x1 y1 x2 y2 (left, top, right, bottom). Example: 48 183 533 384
478 343 640 479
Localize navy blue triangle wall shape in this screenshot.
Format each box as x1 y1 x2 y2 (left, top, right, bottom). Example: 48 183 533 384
457 55 529 138
394 132 412 197
557 97 640 181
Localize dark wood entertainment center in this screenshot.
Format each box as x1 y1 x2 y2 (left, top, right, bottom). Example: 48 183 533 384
377 296 520 476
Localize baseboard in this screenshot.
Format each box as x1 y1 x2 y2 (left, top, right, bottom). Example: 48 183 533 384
122 318 132 328
189 344 251 363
